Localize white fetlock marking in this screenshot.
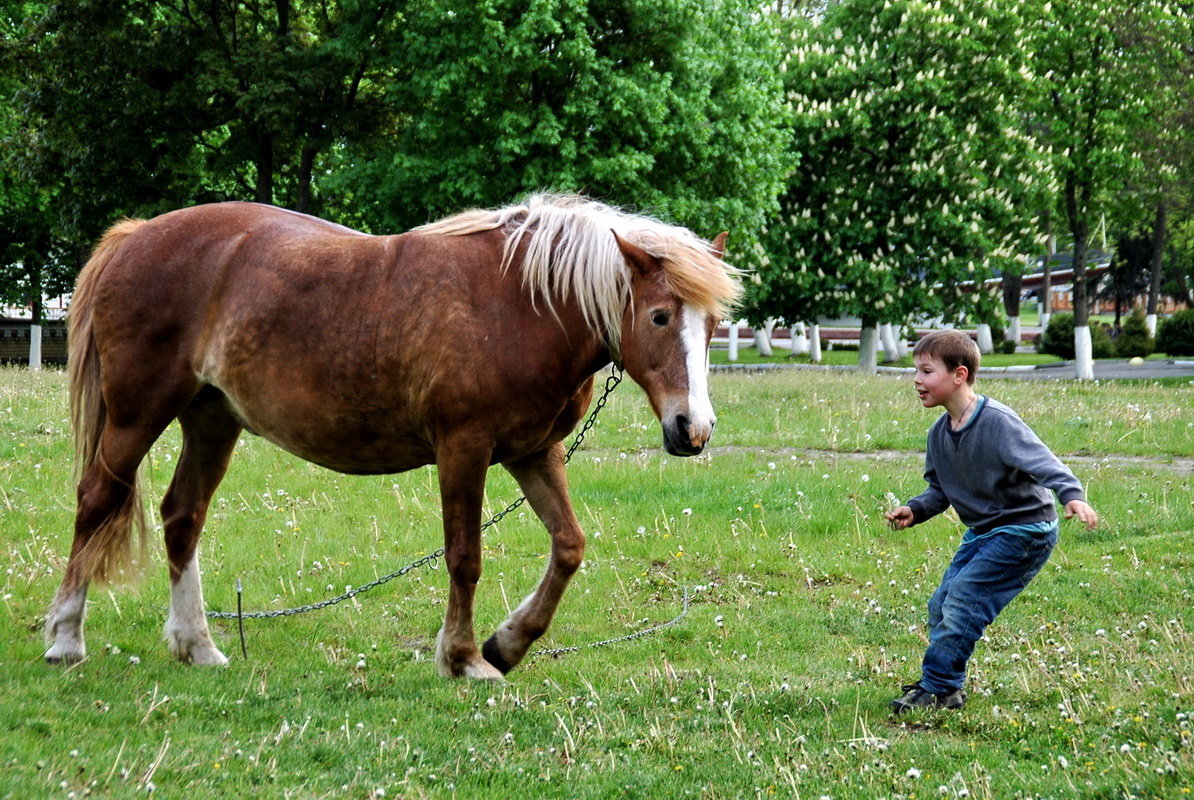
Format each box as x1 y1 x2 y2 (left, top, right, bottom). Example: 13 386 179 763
165 554 228 666
45 583 89 663
493 592 537 664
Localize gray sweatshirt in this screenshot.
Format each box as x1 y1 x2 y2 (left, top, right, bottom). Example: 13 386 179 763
907 396 1087 535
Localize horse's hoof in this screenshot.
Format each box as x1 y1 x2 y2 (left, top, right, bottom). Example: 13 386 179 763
187 648 230 666
481 635 517 675
168 637 229 666
437 656 505 681
44 647 85 665
462 661 505 681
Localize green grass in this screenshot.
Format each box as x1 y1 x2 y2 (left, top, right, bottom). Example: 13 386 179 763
2 367 1192 798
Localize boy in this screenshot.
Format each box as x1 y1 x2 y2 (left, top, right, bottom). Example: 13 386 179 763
885 329 1098 713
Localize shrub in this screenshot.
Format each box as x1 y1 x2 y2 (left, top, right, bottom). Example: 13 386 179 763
1039 313 1114 359
1114 308 1154 358
1156 309 1194 356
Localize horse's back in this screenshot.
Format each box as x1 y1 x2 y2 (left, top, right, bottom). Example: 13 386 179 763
83 202 529 472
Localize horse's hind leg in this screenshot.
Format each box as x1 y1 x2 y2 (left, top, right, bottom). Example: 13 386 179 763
483 443 585 674
161 395 242 665
45 423 164 663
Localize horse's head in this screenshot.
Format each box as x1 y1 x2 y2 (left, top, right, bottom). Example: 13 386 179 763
614 231 733 457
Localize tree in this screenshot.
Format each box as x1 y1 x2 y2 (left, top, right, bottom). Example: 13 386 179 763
4 0 398 247
330 0 789 261
1027 0 1192 378
0 2 75 331
754 0 1048 370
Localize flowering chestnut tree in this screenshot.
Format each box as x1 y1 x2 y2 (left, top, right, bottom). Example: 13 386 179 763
753 0 1050 369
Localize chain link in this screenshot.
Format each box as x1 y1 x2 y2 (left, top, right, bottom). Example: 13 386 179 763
529 585 694 660
208 366 624 621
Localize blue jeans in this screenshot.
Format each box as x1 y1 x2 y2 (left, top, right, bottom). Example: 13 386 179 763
919 525 1057 695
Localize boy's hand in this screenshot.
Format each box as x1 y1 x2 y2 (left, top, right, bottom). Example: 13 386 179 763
885 505 915 530
1064 499 1099 529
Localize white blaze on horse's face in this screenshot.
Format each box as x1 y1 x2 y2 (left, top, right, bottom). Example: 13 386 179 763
670 304 718 454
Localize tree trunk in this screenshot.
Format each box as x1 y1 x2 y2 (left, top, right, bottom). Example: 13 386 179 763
858 323 879 374
295 143 317 213
28 262 43 370
1146 197 1166 337
808 323 822 364
1065 179 1094 380
255 135 275 205
727 320 740 362
754 320 774 357
790 322 809 356
879 322 900 362
976 323 994 354
1040 218 1055 331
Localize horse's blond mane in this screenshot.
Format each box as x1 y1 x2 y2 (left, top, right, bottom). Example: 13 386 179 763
414 194 742 351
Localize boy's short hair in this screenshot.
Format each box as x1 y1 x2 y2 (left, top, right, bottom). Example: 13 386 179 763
913 329 980 384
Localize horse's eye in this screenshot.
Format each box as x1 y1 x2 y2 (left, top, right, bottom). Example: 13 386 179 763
650 310 670 327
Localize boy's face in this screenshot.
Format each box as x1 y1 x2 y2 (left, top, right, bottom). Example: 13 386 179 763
912 354 966 409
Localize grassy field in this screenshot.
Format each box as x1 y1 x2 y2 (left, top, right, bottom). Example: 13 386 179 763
1 366 1192 799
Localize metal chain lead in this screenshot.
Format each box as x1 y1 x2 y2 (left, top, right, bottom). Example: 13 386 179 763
529 585 694 661
208 366 624 621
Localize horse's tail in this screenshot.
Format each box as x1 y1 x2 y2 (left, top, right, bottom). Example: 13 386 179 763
68 218 148 584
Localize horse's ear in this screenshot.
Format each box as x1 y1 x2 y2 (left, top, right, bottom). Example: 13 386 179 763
612 231 659 278
710 232 728 259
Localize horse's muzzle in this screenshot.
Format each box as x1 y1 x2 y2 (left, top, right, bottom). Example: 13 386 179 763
662 414 711 457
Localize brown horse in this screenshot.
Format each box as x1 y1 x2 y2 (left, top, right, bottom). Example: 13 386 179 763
44 194 741 678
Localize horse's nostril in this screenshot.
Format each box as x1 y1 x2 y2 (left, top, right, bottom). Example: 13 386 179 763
676 415 691 433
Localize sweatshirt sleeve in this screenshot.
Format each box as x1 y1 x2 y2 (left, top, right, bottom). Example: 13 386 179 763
907 441 951 525
999 412 1087 506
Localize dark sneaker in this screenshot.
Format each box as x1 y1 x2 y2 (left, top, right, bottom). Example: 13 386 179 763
889 683 966 714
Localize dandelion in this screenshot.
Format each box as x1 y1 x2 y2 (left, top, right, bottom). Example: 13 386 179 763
906 767 922 779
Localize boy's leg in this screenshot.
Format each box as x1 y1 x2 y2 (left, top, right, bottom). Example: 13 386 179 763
919 528 1056 696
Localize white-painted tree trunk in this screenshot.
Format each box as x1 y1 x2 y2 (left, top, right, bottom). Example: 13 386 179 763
858 325 879 373
727 320 741 361
1039 310 1051 333
1007 316 1021 345
809 324 822 363
879 323 901 362
28 324 42 371
976 323 994 354
1145 313 1158 337
790 322 809 356
1074 325 1094 380
754 320 774 357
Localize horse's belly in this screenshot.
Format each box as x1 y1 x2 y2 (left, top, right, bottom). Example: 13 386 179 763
216 387 435 474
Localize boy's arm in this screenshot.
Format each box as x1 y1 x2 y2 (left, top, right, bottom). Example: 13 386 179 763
903 447 951 526
1000 415 1087 506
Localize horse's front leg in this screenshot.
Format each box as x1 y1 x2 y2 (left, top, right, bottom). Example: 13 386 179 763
434 441 503 680
483 443 585 674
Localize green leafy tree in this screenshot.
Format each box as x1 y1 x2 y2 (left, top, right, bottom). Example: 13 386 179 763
754 0 1048 368
1027 0 1192 377
332 0 789 261
4 0 397 247
0 2 75 324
